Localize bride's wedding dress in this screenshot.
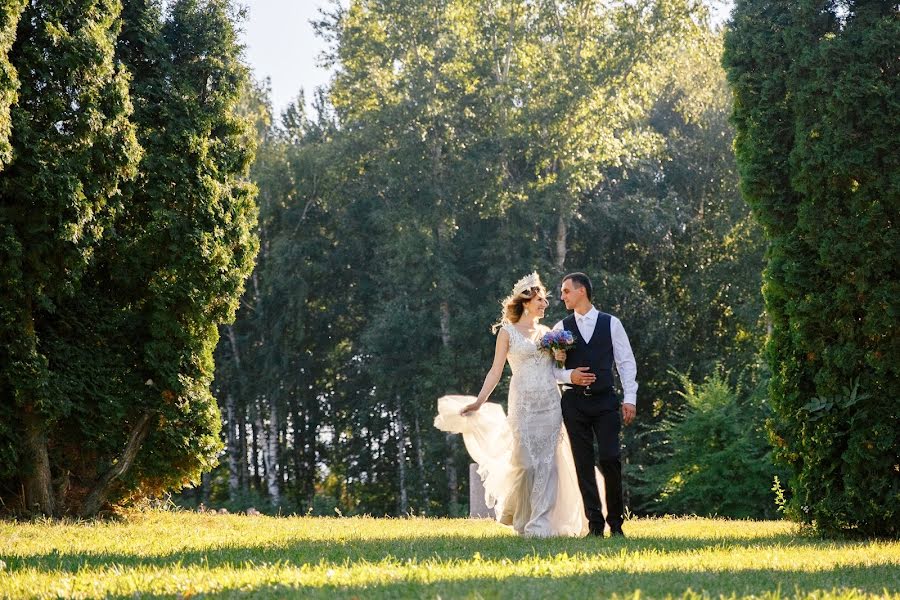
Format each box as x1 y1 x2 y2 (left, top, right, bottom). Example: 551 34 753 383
435 323 589 537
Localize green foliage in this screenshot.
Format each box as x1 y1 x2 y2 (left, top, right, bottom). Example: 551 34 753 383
0 0 142 513
108 0 258 496
0 0 258 516
724 1 899 537
635 369 787 519
801 378 870 423
208 2 769 519
1 0 141 303
0 0 24 169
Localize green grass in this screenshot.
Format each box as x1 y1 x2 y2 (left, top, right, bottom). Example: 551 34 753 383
1 512 898 599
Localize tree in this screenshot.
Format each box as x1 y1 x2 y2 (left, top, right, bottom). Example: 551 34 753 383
724 0 899 536
0 0 142 515
521 0 701 271
0 0 258 517
78 0 259 516
575 25 767 510
209 86 348 512
0 0 24 489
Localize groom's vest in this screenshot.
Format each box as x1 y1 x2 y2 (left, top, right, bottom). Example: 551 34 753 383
563 312 616 396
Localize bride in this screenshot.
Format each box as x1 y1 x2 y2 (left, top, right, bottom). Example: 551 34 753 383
434 272 589 537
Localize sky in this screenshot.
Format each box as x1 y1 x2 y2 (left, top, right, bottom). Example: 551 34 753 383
239 1 734 121
239 1 340 118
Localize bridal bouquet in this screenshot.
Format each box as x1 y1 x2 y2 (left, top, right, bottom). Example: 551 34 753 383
538 330 576 368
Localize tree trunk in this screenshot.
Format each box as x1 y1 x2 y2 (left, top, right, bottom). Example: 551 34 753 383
285 398 303 506
290 395 310 508
278 417 286 497
22 406 54 515
555 211 568 271
80 412 153 517
426 44 459 515
225 391 240 501
445 434 458 514
439 301 452 348
238 403 248 493
19 297 54 516
396 395 408 515
264 398 280 506
251 403 262 492
225 325 245 498
438 299 458 514
54 470 70 512
197 472 210 506
289 398 301 496
306 400 318 507
413 413 430 512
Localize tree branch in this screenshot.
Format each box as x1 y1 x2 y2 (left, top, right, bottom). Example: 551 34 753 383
79 412 154 517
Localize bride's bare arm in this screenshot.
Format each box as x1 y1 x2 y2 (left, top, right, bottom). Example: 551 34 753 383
460 328 510 415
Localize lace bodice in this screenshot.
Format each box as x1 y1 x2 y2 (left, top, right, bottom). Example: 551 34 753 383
502 323 560 414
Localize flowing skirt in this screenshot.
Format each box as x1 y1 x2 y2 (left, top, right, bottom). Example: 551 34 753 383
434 395 589 537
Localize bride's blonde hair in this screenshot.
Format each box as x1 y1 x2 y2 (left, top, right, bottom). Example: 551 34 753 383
492 284 547 333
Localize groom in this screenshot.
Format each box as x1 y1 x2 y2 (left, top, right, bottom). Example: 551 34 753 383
553 273 638 537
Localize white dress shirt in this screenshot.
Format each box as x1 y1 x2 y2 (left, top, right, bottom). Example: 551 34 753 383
552 306 638 405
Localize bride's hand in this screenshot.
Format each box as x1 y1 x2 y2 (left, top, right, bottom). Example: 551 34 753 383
554 349 567 362
460 402 481 416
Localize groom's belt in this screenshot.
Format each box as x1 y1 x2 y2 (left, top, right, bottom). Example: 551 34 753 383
561 384 614 397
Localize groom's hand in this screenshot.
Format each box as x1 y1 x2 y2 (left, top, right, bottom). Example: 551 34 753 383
622 403 636 425
571 367 596 386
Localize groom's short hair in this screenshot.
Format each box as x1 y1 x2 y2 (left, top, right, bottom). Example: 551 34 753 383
563 272 592 301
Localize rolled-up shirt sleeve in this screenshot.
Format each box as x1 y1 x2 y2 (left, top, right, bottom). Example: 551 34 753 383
611 316 638 405
552 320 573 384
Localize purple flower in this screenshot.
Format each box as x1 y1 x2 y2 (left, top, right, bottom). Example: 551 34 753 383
538 330 575 350
539 330 576 367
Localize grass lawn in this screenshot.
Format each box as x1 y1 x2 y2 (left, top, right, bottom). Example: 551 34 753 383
1 512 898 599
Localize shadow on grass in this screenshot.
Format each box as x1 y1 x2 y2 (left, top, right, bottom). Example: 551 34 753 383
91 564 900 599
2 530 887 574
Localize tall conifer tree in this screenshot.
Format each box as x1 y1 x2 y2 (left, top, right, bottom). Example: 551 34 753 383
725 0 898 536
0 0 257 517
0 0 141 514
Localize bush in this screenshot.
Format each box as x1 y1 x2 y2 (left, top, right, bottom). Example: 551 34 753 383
635 369 786 519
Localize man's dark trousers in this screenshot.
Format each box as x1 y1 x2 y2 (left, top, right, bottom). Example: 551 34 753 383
561 388 624 535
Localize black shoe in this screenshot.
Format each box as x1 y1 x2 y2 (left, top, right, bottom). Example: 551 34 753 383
609 528 625 538
588 527 605 537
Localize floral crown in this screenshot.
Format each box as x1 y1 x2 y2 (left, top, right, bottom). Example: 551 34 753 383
512 271 542 296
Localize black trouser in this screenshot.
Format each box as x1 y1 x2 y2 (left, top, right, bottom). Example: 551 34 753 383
561 389 624 534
